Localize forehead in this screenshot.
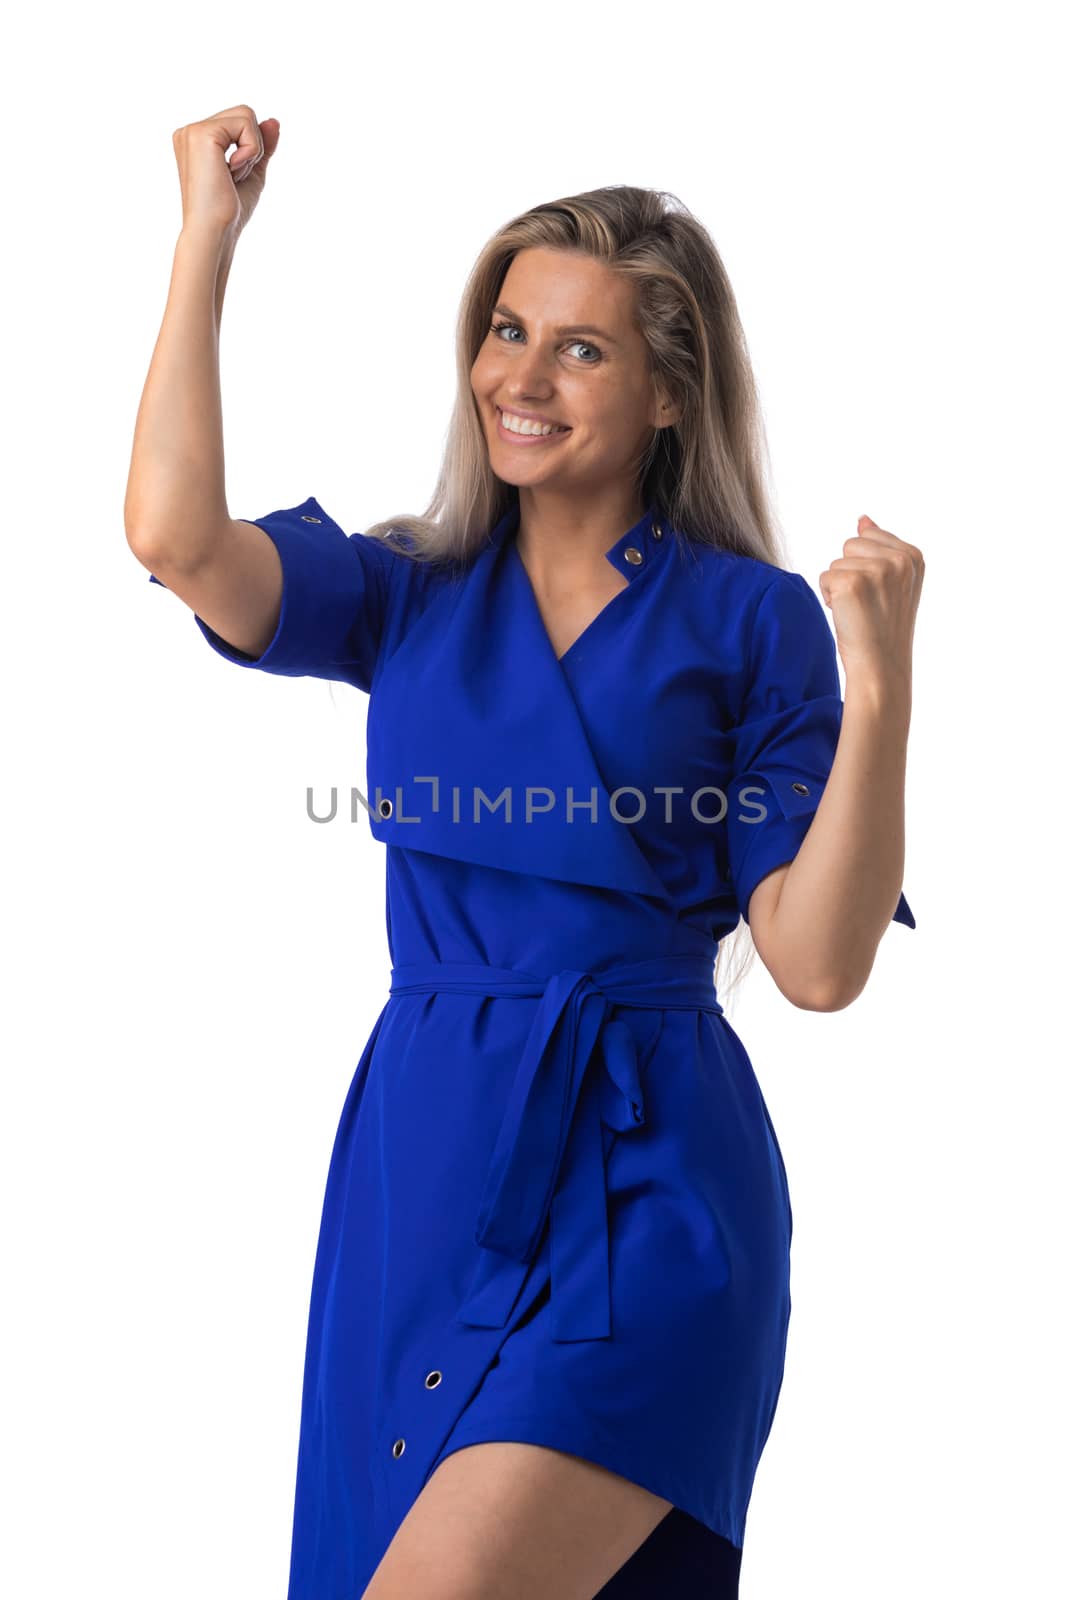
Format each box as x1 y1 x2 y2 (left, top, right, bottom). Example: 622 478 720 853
498 247 637 328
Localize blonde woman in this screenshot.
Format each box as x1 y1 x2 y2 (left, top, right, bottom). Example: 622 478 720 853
128 105 921 1600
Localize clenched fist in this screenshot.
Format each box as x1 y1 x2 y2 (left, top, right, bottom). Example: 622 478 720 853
818 515 925 686
172 104 280 236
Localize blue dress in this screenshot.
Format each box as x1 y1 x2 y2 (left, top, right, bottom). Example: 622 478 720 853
149 493 914 1598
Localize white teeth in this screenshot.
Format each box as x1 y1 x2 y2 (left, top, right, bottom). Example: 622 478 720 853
500 410 566 437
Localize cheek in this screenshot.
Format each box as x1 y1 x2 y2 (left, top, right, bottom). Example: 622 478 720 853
470 349 498 393
593 391 650 441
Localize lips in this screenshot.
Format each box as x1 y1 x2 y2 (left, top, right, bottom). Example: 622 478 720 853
494 408 571 447
496 405 570 433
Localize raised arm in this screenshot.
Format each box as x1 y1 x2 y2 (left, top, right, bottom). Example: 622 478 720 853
744 519 923 1009
124 106 283 659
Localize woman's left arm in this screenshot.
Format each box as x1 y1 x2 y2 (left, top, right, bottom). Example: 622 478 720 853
748 516 924 1010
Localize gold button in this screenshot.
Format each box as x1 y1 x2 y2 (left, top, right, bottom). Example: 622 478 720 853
651 522 663 539
791 781 810 796
425 1370 442 1389
378 798 393 819
300 515 323 524
391 1438 406 1458
623 547 643 565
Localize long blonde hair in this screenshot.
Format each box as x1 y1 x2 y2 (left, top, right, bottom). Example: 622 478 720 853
364 183 798 1004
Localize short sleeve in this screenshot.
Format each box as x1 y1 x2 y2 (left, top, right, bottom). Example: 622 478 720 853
726 570 916 930
146 496 392 691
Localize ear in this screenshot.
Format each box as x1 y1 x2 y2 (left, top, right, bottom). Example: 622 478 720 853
650 380 681 430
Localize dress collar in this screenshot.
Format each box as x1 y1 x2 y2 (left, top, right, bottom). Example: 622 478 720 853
486 497 672 579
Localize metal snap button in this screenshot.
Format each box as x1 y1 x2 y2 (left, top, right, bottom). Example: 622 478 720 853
425 1370 442 1389
651 522 663 539
378 798 393 818
791 781 810 796
623 547 643 565
300 515 323 524
391 1438 406 1458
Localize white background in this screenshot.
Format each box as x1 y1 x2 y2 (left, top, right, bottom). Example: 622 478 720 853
3 1 1062 1595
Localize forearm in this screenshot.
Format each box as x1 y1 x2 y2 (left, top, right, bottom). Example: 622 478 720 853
766 665 912 1008
123 222 236 555
214 238 234 329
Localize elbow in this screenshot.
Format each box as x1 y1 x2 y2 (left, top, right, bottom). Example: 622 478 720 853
127 532 156 574
776 967 870 1012
126 524 166 571
126 527 201 582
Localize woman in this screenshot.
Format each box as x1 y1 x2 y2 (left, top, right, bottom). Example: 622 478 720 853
128 105 922 1600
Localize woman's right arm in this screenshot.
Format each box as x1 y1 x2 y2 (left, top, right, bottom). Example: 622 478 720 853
125 109 283 659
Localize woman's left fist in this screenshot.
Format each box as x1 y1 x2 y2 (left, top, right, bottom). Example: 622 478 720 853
819 515 925 682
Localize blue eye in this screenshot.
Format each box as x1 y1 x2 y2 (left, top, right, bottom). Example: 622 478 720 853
489 320 600 363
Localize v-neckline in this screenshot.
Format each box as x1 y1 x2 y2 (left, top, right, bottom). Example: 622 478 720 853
510 537 634 667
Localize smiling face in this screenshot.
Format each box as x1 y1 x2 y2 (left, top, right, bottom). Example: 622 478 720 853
470 247 678 502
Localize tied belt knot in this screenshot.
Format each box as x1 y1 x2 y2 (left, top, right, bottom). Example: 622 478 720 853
388 954 723 1344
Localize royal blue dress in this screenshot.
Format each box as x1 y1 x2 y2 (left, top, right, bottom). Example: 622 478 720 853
149 492 914 1598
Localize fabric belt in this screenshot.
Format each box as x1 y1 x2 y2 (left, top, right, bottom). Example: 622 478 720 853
388 954 723 1344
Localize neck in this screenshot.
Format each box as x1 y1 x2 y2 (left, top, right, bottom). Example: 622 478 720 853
513 485 648 570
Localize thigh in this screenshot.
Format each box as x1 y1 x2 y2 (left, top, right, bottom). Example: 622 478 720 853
361 1440 674 1600
593 1505 743 1598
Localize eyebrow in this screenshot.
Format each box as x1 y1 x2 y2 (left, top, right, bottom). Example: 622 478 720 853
491 302 620 346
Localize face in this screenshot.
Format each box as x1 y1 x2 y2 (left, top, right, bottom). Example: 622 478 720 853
470 246 679 500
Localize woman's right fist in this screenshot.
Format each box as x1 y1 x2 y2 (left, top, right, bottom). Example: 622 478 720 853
172 106 280 235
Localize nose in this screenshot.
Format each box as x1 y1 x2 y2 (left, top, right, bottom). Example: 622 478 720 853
503 344 556 398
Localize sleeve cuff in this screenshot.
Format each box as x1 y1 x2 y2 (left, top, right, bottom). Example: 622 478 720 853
144 497 391 686
728 774 916 930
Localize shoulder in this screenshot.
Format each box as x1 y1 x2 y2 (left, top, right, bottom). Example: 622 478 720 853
678 534 809 600
674 535 821 639
347 524 462 614
669 537 837 715
374 525 463 577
